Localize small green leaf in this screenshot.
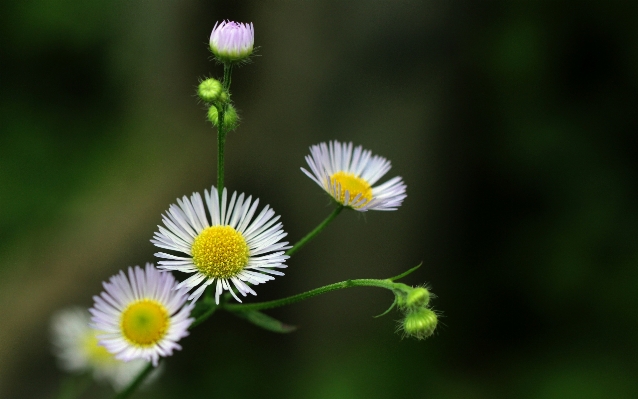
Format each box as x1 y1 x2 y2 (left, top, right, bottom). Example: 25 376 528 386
235 310 297 333
373 298 397 318
387 263 422 282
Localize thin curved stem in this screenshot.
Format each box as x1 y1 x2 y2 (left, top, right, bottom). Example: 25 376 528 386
113 362 155 399
223 278 396 312
286 205 344 256
190 301 218 329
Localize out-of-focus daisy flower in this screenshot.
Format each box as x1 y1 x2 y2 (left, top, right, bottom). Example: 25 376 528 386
90 264 194 367
51 307 151 390
209 20 254 63
152 186 289 304
301 141 407 211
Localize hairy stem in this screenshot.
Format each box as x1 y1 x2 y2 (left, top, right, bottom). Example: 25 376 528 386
223 278 396 312
217 62 233 200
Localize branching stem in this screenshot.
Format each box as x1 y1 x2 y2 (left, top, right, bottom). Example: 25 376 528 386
224 278 397 312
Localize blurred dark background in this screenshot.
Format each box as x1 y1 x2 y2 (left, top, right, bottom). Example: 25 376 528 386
1 1 638 398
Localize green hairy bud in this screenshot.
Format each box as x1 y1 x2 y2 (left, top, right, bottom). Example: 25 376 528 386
401 308 438 340
198 78 223 103
208 104 239 132
395 285 430 311
405 287 430 309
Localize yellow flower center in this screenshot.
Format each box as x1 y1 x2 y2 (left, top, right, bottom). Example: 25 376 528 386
83 331 117 366
121 300 170 347
330 171 373 207
191 225 250 278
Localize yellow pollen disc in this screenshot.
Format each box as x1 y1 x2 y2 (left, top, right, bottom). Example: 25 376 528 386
120 300 169 347
191 225 249 279
330 171 373 207
83 331 117 365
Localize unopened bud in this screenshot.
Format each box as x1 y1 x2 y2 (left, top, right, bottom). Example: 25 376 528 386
223 105 239 130
209 20 254 63
406 287 430 309
207 104 239 132
198 78 223 103
402 308 437 340
207 106 218 125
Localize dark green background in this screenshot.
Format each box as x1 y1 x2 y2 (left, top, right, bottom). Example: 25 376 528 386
1 1 637 398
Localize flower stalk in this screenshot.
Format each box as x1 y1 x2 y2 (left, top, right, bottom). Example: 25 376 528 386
216 62 233 201
190 299 218 329
286 205 344 256
113 363 154 399
223 278 399 313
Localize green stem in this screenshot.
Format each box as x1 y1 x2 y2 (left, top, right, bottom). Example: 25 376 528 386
223 278 396 312
217 120 226 200
223 63 233 92
286 205 344 257
56 373 92 399
190 301 218 329
113 362 155 399
217 62 233 200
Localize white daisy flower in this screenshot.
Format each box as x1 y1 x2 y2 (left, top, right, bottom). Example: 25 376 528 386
89 264 194 367
51 307 152 390
301 140 407 211
152 186 290 304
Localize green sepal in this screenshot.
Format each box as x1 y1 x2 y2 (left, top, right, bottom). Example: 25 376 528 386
234 310 297 333
387 263 422 282
373 298 397 318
